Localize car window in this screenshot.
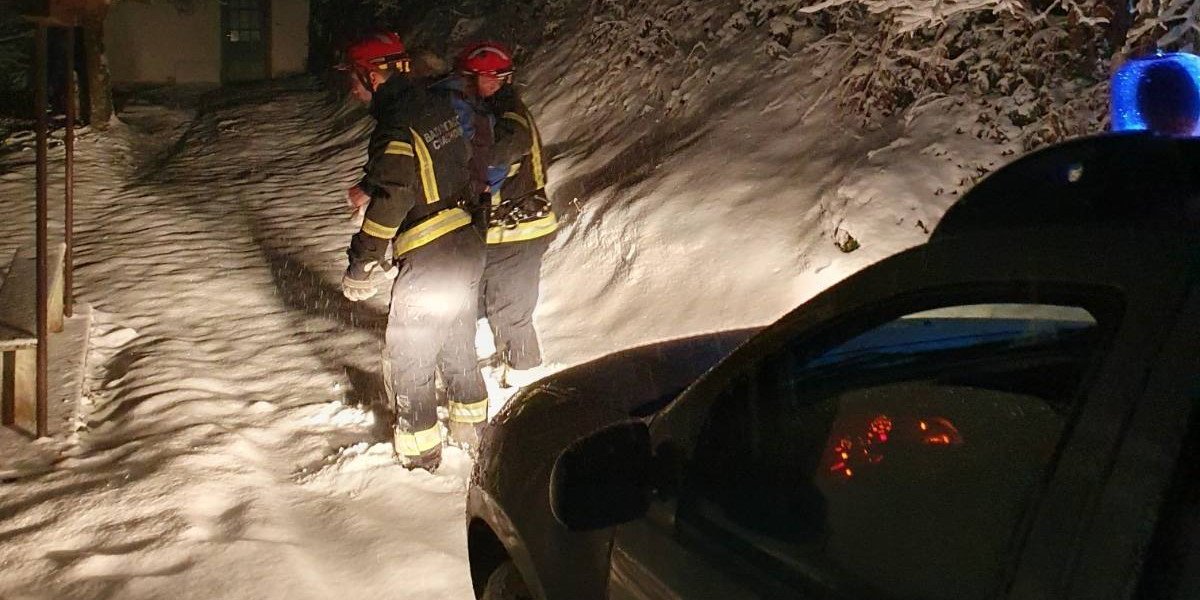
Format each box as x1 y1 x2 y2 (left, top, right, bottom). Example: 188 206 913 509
680 302 1114 600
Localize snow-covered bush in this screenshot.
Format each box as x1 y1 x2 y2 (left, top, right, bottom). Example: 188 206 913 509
567 0 1200 149
317 0 1195 150
1127 0 1200 51
791 0 1116 148
574 0 776 115
565 0 1110 147
789 0 1200 147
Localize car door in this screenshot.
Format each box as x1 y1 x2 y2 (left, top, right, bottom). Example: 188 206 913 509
1069 280 1200 600
606 227 1193 600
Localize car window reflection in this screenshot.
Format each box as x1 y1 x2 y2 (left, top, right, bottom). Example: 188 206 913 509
682 301 1113 599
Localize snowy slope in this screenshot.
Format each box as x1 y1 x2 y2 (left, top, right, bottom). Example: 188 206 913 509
0 2 1078 598
517 4 1025 366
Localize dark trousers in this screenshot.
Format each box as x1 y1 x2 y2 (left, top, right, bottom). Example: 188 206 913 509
480 234 552 370
386 227 487 450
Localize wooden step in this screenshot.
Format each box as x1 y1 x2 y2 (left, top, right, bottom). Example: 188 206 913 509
0 242 65 338
0 243 66 437
1 342 35 434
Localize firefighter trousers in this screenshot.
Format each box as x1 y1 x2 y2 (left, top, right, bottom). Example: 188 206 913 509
386 227 488 459
479 233 553 370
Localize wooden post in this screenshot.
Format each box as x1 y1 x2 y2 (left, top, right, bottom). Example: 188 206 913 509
82 10 112 130
65 26 75 318
34 24 49 439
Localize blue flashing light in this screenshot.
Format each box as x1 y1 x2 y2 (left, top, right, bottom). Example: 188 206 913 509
1111 51 1200 137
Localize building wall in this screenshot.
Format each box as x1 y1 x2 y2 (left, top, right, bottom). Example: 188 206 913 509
108 0 309 84
108 0 222 84
271 0 309 77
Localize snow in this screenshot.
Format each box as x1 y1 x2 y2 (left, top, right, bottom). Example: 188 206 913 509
0 7 1044 600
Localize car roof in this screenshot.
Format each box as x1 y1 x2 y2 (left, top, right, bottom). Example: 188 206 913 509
932 132 1200 240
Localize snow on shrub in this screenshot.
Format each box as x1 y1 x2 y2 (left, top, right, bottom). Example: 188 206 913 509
557 0 1196 149
1128 0 1200 51
332 0 1193 150
792 0 1121 148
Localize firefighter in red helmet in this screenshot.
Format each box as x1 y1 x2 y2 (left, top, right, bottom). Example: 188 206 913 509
457 42 558 386
337 31 489 473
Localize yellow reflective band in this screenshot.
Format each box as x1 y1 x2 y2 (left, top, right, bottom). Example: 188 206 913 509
377 59 412 73
393 208 472 256
529 114 546 190
409 128 440 204
487 212 558 244
507 162 521 178
449 398 489 424
361 218 399 240
502 111 531 130
385 141 414 156
501 111 545 189
395 424 442 457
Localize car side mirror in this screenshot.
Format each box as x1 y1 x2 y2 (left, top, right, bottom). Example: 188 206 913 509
549 420 652 531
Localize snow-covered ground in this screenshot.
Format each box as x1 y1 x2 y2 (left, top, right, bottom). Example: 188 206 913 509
0 6 1077 599
0 82 482 599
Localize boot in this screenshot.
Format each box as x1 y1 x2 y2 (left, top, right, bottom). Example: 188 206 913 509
398 446 442 473
503 364 551 389
447 421 486 454
393 423 443 473
477 352 501 370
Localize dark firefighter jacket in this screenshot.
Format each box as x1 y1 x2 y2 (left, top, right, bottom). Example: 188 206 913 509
484 86 558 245
349 75 476 264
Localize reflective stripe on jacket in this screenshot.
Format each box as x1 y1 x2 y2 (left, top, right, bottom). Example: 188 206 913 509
485 87 556 244
351 76 477 262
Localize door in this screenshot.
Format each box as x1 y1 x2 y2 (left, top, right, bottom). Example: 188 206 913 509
221 0 269 82
1073 285 1200 599
606 228 1191 599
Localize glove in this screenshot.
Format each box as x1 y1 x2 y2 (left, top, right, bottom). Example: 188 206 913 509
463 193 491 230
341 258 399 302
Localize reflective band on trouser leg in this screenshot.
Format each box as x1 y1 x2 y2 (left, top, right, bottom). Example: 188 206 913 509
449 399 489 424
395 424 442 457
393 208 473 257
487 212 558 244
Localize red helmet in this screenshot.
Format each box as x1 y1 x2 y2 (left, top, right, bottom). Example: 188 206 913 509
340 31 410 74
456 41 514 77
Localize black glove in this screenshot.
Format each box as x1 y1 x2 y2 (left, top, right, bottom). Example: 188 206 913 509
466 193 491 230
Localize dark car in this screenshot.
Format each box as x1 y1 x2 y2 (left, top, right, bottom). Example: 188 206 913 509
465 133 1200 600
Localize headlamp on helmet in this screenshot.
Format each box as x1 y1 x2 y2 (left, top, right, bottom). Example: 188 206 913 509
456 42 515 81
339 31 412 76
